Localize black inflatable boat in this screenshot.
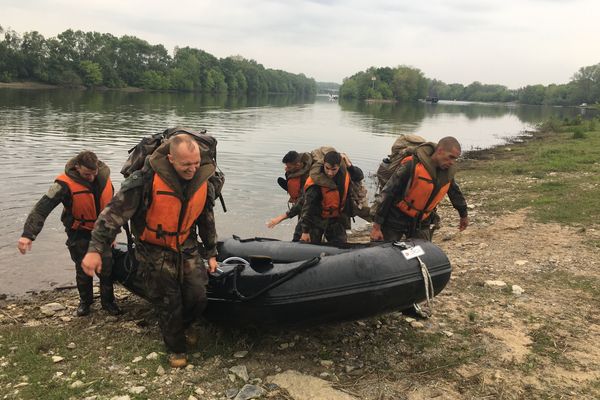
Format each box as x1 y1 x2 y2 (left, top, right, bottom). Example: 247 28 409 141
112 237 452 325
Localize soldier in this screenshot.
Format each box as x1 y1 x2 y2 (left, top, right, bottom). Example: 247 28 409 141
81 134 218 368
300 151 364 244
267 150 312 241
370 136 469 242
17 150 121 317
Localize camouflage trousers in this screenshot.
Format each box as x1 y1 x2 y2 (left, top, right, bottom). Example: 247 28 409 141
307 218 347 245
136 243 208 354
66 230 114 305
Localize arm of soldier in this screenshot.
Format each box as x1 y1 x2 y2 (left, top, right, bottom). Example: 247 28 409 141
448 179 469 231
299 185 321 242
82 183 143 276
196 200 218 272
18 182 68 254
372 162 411 226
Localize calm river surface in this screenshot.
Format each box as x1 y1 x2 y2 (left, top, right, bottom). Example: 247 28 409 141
0 89 590 295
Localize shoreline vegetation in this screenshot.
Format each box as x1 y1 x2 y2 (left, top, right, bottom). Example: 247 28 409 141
339 64 600 106
1 117 599 399
0 27 316 97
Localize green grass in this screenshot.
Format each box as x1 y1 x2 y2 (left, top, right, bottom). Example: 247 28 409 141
0 325 166 399
461 124 600 225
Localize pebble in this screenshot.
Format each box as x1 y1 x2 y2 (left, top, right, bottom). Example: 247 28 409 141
60 316 72 322
234 384 265 400
512 285 525 296
404 317 416 323
132 356 143 363
188 396 198 400
278 343 289 350
52 356 64 363
146 352 158 360
194 387 205 395
233 351 248 358
514 260 529 266
229 365 249 382
442 330 454 337
40 303 65 316
319 360 334 367
67 342 76 349
109 396 131 400
410 321 425 329
484 280 507 288
129 386 145 394
70 380 85 389
156 365 165 376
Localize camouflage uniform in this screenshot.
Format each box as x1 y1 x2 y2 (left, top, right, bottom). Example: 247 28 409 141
373 143 468 241
21 159 116 307
301 164 364 244
88 143 217 354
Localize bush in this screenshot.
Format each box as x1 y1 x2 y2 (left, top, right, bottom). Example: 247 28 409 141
572 127 586 139
537 118 561 132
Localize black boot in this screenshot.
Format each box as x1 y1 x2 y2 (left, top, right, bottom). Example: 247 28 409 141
76 301 91 317
100 281 122 315
76 282 94 317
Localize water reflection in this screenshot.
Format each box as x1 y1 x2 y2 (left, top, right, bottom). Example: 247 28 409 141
0 89 595 295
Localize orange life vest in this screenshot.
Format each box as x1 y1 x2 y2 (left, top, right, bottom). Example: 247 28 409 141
55 174 113 231
395 158 450 220
139 174 208 251
304 172 350 219
287 176 303 203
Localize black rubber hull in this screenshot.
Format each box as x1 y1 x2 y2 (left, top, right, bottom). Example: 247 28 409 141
112 238 452 326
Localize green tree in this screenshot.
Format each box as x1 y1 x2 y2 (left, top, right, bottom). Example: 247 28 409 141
79 60 102 87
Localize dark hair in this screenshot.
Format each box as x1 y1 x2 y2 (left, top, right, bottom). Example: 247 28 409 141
282 151 300 164
437 136 461 153
323 151 342 166
74 150 99 170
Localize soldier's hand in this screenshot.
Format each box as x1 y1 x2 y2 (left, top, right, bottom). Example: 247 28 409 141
300 233 310 242
459 216 469 231
207 257 218 273
82 252 102 277
17 237 32 254
370 223 384 241
267 214 287 228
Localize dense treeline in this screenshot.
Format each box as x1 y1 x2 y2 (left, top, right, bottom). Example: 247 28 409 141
0 27 316 96
340 63 600 106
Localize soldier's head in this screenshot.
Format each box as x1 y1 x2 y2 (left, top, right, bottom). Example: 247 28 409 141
432 137 461 170
282 151 303 173
74 151 99 182
323 151 342 178
168 134 201 181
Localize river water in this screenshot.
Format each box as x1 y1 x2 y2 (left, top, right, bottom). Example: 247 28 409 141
0 89 590 295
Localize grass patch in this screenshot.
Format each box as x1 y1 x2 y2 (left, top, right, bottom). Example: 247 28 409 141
0 324 166 399
538 271 600 298
460 125 600 225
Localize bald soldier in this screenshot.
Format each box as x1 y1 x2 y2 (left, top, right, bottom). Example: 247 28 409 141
82 134 218 368
371 136 469 242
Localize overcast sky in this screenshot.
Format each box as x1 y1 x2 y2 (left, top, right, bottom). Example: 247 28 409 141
2 0 598 88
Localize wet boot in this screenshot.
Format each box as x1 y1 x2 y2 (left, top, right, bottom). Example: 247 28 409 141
100 281 122 316
76 282 94 317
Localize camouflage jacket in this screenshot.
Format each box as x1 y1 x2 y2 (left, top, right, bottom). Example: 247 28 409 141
301 164 364 232
373 143 468 227
21 158 111 240
88 143 218 258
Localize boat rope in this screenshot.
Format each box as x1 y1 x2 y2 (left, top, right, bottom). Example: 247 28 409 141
229 256 321 301
414 255 435 318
